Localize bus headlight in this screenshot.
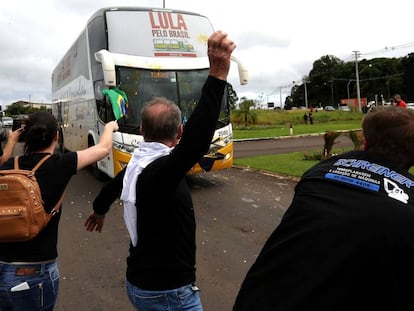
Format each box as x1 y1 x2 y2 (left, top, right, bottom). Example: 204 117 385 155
210 134 232 149
223 152 231 161
208 133 232 157
113 141 135 154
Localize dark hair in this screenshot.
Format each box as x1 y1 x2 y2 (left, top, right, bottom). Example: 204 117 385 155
362 106 414 169
141 97 181 142
23 112 58 154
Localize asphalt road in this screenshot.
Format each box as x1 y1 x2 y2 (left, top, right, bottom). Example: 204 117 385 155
54 167 296 311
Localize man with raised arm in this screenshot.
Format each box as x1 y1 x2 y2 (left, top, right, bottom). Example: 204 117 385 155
85 30 236 311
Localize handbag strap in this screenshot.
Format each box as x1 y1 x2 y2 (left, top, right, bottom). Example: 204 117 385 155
14 154 52 172
47 190 66 219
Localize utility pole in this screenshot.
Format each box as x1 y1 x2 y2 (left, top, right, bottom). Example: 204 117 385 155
272 81 296 109
279 87 283 109
302 76 310 109
329 81 335 107
347 80 354 99
354 51 362 112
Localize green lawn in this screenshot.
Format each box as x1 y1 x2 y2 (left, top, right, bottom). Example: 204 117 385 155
233 121 361 140
232 110 363 140
231 110 414 178
233 148 350 178
233 152 318 178
231 109 365 177
234 150 414 178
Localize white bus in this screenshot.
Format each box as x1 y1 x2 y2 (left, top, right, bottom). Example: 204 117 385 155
52 7 248 179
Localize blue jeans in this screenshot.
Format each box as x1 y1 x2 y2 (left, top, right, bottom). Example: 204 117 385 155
0 261 59 311
126 279 203 311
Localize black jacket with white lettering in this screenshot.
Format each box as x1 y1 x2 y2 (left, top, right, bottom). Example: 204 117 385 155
234 150 414 311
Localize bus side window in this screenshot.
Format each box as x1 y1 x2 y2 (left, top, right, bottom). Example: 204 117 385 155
95 80 116 122
96 96 115 122
97 99 106 121
104 96 115 122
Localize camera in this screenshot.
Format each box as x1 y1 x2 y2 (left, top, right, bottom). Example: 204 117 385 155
12 118 28 142
12 119 22 131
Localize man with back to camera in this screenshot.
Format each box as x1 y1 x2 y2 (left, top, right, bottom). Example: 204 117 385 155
84 30 236 311
234 105 414 311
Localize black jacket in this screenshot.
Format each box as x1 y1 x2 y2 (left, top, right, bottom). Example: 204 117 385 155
93 76 226 290
234 150 414 311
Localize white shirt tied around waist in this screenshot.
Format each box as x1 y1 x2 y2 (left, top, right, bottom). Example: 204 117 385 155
120 142 173 246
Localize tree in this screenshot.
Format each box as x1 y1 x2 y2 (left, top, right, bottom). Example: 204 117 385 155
322 131 341 159
349 130 363 150
401 53 414 100
288 54 407 107
4 103 32 116
284 96 294 110
232 99 257 127
306 55 345 107
4 103 50 116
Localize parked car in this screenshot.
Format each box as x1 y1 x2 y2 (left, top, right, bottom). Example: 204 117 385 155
339 105 351 111
1 116 13 127
406 103 414 110
0 123 5 141
324 106 335 111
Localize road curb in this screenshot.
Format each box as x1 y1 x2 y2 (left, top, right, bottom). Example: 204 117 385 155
233 129 361 142
232 129 361 181
232 165 301 182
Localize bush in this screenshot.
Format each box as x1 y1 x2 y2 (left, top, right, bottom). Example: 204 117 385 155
322 131 341 159
349 130 363 150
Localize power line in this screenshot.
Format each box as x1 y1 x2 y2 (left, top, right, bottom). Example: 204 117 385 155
342 41 414 62
360 42 414 58
275 42 413 101
359 72 404 82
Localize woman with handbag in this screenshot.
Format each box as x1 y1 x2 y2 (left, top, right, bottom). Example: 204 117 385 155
0 111 118 310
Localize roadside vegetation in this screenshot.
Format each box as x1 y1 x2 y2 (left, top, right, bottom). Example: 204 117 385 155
228 51 414 178
231 109 364 177
234 151 322 178
232 109 363 139
231 109 414 177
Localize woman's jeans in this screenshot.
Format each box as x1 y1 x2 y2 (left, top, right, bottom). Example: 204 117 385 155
126 279 203 311
0 261 59 311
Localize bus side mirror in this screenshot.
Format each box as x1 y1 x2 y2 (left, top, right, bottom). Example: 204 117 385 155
95 50 116 87
231 55 249 85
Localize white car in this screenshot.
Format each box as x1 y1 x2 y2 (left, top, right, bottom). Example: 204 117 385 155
1 116 13 127
339 105 351 111
406 103 414 110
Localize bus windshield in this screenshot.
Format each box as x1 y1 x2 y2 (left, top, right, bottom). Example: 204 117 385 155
98 67 229 134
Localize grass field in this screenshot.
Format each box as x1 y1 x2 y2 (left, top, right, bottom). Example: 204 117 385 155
232 109 363 140
231 109 363 176
233 148 350 178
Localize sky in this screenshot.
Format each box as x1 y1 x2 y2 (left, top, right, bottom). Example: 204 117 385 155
1 0 413 110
